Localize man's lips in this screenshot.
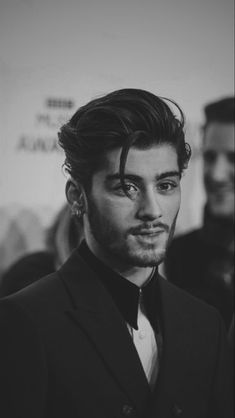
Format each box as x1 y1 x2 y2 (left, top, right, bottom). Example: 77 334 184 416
133 229 165 235
130 223 169 235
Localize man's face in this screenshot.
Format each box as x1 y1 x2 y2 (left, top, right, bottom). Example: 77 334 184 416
203 122 234 218
83 144 181 268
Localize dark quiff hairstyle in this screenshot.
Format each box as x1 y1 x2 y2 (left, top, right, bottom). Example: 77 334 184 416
204 96 234 126
58 88 191 192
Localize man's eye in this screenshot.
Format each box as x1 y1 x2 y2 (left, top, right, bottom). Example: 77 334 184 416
114 183 138 195
158 182 177 192
124 183 137 193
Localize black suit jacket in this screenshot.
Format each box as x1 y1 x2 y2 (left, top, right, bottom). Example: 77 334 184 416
0 248 233 418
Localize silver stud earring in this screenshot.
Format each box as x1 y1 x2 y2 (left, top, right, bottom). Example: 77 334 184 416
71 202 83 218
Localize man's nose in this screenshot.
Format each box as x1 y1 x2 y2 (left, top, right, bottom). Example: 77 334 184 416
137 190 162 220
210 155 230 183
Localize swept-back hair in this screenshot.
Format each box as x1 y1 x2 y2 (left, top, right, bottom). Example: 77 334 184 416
58 88 191 191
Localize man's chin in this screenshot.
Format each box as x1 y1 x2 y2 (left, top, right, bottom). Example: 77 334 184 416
126 248 166 267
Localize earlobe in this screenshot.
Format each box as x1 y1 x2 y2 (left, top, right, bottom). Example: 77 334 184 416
66 179 87 218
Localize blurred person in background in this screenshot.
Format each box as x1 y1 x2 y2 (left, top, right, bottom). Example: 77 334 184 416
166 97 234 331
0 204 83 297
0 89 233 417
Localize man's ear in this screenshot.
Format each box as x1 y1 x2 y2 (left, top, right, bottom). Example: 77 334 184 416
65 179 86 214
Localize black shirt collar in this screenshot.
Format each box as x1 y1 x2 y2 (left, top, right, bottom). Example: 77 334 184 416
78 241 160 331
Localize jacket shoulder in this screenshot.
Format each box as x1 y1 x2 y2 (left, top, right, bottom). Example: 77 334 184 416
0 271 67 319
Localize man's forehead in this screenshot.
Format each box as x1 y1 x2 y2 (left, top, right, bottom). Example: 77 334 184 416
204 122 234 151
102 144 179 176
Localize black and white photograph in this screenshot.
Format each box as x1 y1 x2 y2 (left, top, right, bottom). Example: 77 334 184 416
0 0 234 417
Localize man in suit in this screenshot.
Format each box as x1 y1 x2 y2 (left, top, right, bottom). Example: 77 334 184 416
166 97 234 330
0 89 233 417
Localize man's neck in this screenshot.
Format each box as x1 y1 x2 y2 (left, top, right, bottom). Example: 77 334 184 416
85 238 155 287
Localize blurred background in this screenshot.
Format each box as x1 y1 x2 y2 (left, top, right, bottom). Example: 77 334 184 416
0 0 234 277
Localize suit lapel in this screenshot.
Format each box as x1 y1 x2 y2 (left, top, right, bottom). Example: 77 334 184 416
58 250 151 413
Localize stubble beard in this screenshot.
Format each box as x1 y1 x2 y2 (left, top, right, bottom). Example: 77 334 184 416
86 197 178 268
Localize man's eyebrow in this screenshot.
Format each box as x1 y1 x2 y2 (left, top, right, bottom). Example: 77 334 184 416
106 174 140 182
157 170 180 180
106 171 180 182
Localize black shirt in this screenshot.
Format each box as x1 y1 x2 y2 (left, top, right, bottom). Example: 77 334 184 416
79 241 162 335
